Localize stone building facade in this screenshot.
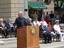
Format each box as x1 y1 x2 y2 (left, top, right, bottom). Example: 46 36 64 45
0 0 11 18
0 0 54 21
43 0 54 14
0 0 26 21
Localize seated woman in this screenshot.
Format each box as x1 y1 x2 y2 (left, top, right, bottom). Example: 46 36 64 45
53 20 63 41
40 19 52 43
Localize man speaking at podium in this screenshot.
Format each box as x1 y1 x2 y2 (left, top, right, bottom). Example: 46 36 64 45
14 11 39 48
14 11 31 28
14 11 31 37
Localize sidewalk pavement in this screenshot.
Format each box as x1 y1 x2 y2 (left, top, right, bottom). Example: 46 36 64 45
0 38 64 48
0 37 17 48
0 37 16 44
40 41 64 48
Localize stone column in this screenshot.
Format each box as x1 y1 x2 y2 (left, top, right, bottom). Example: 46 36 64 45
24 0 29 18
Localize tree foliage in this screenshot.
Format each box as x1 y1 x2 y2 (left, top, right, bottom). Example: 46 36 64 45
54 0 64 11
44 0 51 5
54 0 64 8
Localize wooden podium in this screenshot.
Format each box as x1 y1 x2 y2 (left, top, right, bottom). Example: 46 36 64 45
17 26 39 48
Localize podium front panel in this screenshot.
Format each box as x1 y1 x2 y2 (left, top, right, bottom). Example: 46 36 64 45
17 26 39 48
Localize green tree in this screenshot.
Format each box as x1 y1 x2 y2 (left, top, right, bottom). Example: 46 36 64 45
44 0 51 5
54 0 64 9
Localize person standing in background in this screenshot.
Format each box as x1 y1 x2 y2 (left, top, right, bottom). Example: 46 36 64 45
49 11 55 25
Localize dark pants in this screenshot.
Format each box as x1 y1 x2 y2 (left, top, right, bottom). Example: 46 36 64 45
0 28 6 38
47 33 52 43
4 29 9 38
43 32 52 43
56 33 60 41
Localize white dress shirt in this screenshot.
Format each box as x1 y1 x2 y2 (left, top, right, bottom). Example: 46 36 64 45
33 21 40 26
40 20 48 27
53 24 61 34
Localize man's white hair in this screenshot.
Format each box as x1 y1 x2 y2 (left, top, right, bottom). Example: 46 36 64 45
18 11 23 14
55 20 59 22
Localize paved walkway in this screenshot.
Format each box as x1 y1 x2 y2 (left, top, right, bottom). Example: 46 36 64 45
40 41 64 48
0 38 16 48
0 38 64 48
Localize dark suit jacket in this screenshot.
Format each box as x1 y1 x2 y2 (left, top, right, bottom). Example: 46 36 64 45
15 17 31 28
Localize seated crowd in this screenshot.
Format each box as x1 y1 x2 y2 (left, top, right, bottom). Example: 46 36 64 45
0 18 16 38
0 11 64 44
